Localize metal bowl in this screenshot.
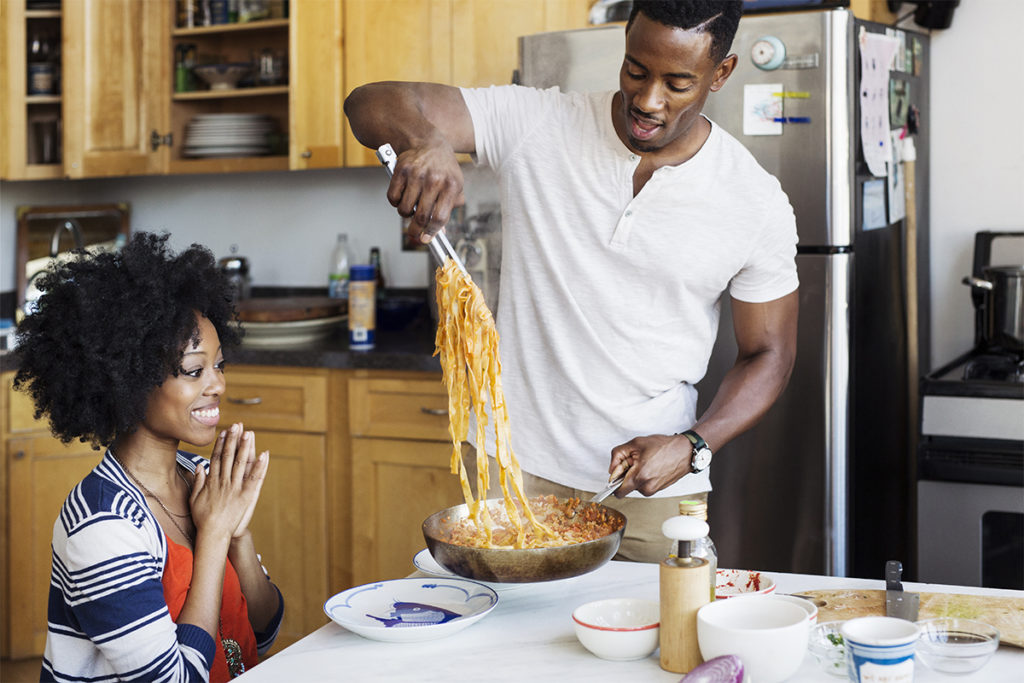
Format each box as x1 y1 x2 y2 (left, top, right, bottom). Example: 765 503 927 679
422 498 626 583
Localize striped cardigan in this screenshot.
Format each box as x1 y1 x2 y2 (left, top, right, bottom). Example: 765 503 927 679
41 450 283 683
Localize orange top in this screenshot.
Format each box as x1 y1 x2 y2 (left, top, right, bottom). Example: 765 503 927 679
162 535 259 682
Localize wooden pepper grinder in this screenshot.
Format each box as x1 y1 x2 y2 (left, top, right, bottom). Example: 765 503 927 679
659 515 712 674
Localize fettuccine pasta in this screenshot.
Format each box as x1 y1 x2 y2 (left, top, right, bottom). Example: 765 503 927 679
434 259 557 548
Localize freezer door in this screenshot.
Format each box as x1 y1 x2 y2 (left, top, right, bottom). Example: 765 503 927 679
697 253 850 575
517 25 623 92
700 9 854 247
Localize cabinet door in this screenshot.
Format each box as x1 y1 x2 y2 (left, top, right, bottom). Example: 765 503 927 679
290 0 344 169
7 436 102 658
351 437 463 584
450 0 592 87
244 431 328 653
62 0 169 177
342 0 452 167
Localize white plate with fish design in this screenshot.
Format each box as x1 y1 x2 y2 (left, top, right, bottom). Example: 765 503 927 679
323 577 499 642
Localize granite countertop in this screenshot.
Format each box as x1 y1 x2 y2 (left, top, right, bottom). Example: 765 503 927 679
227 315 440 372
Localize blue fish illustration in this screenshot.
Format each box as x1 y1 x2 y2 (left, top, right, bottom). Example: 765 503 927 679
366 602 462 628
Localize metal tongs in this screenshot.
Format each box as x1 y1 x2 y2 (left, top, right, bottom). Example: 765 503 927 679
375 143 469 277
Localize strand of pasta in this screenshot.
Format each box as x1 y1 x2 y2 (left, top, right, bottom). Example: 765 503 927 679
433 260 554 548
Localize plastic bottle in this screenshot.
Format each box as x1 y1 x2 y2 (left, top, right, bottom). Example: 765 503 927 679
348 264 376 350
659 515 712 674
679 498 718 601
328 233 351 300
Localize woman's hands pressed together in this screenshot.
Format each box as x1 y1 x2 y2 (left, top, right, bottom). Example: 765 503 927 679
190 422 270 541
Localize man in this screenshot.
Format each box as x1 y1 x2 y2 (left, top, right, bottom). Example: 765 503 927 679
344 0 798 562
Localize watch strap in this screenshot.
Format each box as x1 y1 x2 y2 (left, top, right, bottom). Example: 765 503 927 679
681 429 709 452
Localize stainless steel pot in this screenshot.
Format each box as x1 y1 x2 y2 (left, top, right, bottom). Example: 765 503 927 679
963 265 1024 352
422 499 626 583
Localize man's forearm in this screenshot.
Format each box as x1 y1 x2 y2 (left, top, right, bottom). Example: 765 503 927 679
693 344 795 451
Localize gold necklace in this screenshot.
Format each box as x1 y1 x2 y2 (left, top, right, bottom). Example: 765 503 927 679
111 451 194 544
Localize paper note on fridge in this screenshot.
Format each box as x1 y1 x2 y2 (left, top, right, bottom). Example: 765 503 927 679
859 29 900 177
743 83 783 136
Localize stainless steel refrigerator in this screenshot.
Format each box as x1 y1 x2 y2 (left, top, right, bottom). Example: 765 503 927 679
518 8 930 577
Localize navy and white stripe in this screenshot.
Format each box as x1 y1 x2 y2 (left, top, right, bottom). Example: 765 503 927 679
40 450 236 682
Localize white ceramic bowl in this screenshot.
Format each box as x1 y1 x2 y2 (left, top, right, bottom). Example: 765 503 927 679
715 568 776 599
193 63 251 90
697 594 810 683
774 593 819 622
572 598 660 661
808 620 848 677
916 618 1000 674
323 577 498 642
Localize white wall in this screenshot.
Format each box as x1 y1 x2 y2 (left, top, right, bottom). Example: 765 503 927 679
925 0 1024 365
0 165 499 292
2 0 1022 365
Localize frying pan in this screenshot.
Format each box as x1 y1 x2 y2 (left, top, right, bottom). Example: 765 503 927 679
422 498 627 583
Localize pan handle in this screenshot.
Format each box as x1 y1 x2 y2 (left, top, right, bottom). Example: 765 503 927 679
962 275 994 290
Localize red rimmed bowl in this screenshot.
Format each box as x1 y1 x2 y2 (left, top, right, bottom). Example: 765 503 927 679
571 598 660 661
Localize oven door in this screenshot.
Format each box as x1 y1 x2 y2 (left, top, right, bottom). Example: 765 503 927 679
917 436 1024 589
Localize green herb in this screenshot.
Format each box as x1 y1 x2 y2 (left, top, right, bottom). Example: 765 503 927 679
827 632 844 647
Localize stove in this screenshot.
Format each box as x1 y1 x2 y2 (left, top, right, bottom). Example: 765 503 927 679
917 232 1024 590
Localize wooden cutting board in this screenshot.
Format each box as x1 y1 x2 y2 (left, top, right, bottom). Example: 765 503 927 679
795 589 1024 648
237 297 346 323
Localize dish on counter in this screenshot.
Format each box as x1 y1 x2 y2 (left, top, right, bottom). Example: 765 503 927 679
572 598 660 661
715 568 776 599
915 617 1000 674
808 620 848 677
323 577 498 643
239 314 345 347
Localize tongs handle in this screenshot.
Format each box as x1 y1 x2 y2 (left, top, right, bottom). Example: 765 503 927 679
375 143 470 277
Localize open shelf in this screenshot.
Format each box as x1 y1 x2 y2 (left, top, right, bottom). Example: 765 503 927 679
172 18 288 37
173 85 288 101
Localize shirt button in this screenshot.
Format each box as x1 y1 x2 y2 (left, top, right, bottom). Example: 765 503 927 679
625 210 633 217
629 154 638 161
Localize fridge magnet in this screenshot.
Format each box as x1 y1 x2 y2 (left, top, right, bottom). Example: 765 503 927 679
862 179 888 231
889 79 909 128
858 28 900 177
912 37 923 76
887 129 906 224
742 83 783 136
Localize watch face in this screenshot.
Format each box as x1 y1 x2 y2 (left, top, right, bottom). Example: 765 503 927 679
692 447 712 471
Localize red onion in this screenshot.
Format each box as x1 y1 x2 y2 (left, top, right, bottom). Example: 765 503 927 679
679 655 744 683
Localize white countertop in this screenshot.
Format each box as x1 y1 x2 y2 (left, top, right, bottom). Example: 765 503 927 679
238 561 1023 682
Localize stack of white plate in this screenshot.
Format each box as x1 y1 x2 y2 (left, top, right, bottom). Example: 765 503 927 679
183 113 275 158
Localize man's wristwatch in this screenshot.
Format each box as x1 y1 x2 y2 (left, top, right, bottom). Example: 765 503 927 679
682 430 713 474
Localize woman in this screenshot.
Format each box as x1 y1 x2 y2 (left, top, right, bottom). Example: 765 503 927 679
14 232 283 682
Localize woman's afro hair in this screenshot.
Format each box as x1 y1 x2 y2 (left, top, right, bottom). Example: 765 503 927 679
13 232 241 448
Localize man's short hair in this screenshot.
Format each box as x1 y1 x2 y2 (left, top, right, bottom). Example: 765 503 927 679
627 1 744 63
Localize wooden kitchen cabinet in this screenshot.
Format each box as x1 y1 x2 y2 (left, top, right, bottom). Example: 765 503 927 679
0 0 65 179
62 0 169 178
342 0 591 167
348 371 463 584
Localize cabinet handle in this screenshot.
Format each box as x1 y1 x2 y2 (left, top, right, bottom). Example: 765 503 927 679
12 450 25 460
420 407 447 416
228 396 263 405
301 149 312 158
